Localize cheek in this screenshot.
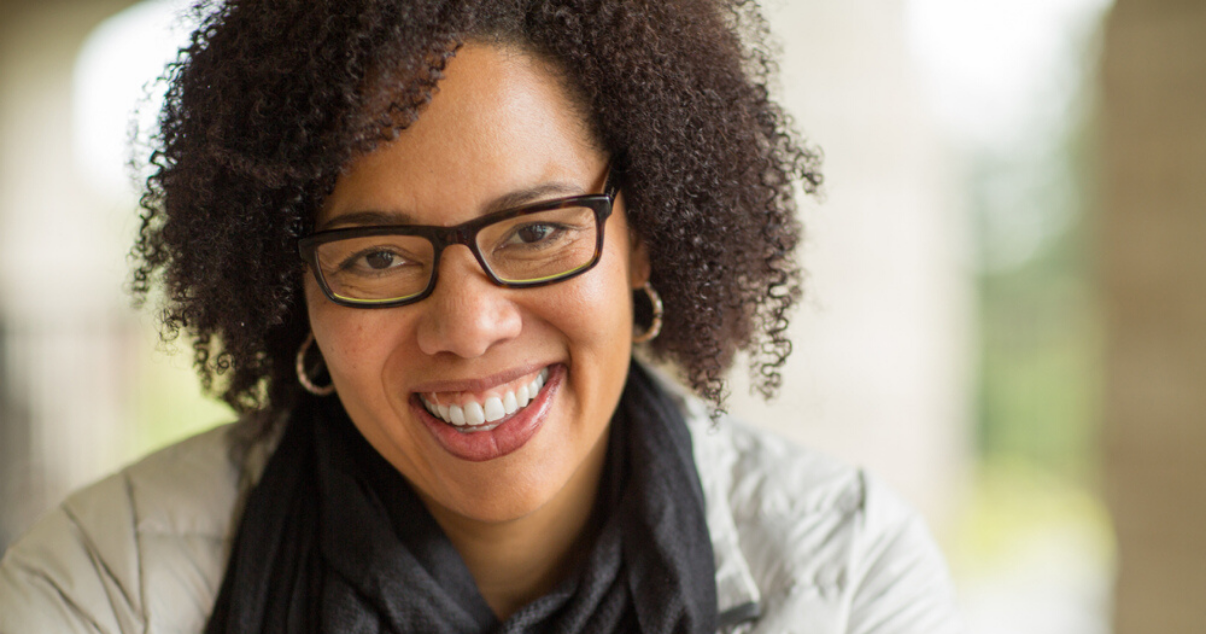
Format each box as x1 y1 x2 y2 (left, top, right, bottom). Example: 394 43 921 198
304 278 399 384
553 243 635 361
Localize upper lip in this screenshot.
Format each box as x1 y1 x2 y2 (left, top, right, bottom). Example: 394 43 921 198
409 362 553 395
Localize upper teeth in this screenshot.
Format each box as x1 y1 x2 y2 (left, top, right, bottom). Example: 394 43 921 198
422 368 549 429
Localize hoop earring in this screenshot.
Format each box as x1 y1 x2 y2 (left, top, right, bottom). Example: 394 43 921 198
296 332 336 396
633 282 664 344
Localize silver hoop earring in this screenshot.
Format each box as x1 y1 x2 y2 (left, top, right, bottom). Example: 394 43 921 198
633 282 664 344
296 332 336 396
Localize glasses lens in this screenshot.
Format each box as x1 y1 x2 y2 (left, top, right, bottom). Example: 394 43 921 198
477 206 599 284
314 234 435 303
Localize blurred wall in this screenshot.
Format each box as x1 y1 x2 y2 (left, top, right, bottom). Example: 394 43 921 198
729 0 973 531
1101 1 1206 631
0 0 139 550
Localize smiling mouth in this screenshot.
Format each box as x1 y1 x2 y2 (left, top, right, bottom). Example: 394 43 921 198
418 367 550 432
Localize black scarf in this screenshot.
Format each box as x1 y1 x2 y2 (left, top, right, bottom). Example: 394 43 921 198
206 362 718 633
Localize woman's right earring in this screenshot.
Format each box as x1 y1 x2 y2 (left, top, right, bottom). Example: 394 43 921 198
633 282 664 344
296 332 336 396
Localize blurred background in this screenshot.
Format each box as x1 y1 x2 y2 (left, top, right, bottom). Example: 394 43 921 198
1 0 1203 631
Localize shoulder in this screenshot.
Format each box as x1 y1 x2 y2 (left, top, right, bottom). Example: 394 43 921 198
672 392 963 633
0 424 246 634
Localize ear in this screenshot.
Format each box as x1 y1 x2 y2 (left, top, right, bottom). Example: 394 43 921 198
628 228 651 288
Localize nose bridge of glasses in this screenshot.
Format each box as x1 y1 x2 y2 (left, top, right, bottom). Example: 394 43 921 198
424 223 471 249
433 229 497 287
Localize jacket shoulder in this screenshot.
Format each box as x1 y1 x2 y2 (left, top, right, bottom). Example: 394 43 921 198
688 413 963 633
0 424 242 634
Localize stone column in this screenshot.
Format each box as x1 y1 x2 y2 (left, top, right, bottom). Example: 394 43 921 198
1100 2 1206 631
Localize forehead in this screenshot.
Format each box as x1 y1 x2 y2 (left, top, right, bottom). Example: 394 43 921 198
319 43 604 226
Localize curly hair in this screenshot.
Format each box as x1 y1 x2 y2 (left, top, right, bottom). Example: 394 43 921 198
132 0 822 440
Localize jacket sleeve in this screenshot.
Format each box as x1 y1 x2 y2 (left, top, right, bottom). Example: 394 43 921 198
845 473 964 634
1 424 246 634
0 473 145 634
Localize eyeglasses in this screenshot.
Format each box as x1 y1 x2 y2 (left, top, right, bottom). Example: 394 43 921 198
299 167 617 308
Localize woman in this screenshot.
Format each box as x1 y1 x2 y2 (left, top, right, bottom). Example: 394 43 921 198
0 0 962 632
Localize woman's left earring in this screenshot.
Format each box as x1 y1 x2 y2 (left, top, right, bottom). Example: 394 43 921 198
296 332 336 396
633 282 664 344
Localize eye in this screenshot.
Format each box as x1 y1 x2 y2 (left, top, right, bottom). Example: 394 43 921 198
509 222 563 246
338 247 411 274
363 250 398 270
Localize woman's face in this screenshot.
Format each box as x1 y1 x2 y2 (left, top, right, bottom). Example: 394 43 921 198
304 43 648 524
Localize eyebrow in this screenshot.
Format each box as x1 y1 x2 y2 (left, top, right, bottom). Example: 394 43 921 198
320 181 588 230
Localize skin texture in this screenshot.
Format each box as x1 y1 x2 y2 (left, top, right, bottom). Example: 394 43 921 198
305 44 649 618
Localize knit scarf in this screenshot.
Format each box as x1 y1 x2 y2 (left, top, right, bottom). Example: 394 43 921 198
205 362 718 633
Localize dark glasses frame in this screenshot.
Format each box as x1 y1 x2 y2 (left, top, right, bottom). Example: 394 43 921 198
299 166 618 308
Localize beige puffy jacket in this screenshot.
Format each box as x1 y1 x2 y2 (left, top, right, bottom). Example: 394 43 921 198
0 391 963 633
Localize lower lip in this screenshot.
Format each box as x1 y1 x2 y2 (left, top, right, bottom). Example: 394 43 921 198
411 364 564 462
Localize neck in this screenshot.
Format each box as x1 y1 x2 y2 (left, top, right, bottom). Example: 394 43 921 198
423 433 610 620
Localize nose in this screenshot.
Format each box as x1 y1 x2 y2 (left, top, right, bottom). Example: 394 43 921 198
414 244 522 358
